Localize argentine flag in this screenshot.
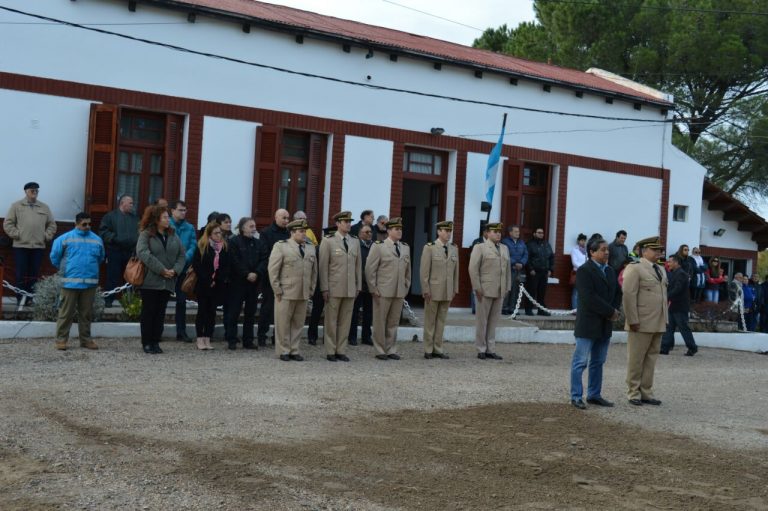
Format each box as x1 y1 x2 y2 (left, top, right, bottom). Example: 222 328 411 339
484 114 507 204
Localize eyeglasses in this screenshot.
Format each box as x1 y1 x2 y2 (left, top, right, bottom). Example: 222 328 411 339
79 222 91 227
535 231 544 234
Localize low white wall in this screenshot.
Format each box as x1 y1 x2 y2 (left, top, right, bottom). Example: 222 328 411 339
198 116 259 228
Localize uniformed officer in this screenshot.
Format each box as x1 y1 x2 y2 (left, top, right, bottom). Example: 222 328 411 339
319 211 362 362
268 219 317 361
468 222 512 360
622 236 668 406
420 220 459 359
366 217 411 360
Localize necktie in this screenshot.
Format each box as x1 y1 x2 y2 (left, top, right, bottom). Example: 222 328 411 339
343 237 348 253
395 243 401 257
653 264 663 282
443 245 448 257
495 243 500 255
299 245 305 258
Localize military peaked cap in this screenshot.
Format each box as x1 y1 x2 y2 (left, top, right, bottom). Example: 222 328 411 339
386 217 403 229
333 211 353 222
287 219 308 231
435 220 454 231
636 236 663 250
487 222 504 232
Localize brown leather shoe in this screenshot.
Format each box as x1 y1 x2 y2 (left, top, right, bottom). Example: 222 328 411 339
80 340 98 350
55 340 67 351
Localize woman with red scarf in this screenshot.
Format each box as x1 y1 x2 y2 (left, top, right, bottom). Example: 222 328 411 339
192 221 232 350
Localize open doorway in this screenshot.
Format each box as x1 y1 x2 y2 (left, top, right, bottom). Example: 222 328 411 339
402 179 444 302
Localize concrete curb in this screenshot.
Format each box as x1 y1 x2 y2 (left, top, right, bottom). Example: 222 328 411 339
2 321 767 353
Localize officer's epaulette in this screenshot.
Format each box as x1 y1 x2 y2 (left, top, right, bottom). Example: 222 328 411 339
401 241 408 245
375 240 383 244
350 235 358 239
277 240 287 243
427 242 434 246
451 243 457 246
324 234 334 238
629 260 640 264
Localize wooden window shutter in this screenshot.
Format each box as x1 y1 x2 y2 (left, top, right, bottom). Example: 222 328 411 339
84 103 118 229
306 133 327 235
252 125 282 229
163 114 184 203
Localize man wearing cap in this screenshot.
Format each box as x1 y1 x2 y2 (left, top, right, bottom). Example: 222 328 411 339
622 236 668 406
4 182 57 304
268 219 317 361
420 220 459 359
319 211 362 362
366 217 411 360
469 222 511 360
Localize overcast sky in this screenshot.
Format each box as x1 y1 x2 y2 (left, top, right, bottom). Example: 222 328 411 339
263 0 536 46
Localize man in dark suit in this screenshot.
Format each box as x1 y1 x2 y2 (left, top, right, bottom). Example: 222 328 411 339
570 237 622 410
348 223 374 345
660 254 698 356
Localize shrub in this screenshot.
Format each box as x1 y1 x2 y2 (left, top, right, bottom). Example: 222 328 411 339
118 289 142 321
32 274 105 322
691 301 735 332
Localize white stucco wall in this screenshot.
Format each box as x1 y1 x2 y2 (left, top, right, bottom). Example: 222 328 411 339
664 144 706 252
341 136 393 218
700 202 756 251
0 89 91 222
463 152 503 246
198 116 259 228
0 0 669 169
564 167 662 252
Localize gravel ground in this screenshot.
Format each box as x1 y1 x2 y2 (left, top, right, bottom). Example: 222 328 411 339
0 336 766 510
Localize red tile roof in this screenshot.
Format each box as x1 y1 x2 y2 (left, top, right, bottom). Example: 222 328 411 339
156 0 670 105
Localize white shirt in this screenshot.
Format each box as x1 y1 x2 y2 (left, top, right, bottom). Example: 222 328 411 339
571 245 587 270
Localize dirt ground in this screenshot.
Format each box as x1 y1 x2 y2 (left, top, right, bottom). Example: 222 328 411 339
0 337 766 510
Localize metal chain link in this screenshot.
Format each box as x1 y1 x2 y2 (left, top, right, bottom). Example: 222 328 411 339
3 279 202 305
401 298 419 326
733 297 748 332
506 282 576 319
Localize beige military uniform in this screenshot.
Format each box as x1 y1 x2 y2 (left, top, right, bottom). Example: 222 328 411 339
366 238 411 356
468 238 512 353
268 239 317 356
319 231 362 355
420 240 459 354
622 258 668 400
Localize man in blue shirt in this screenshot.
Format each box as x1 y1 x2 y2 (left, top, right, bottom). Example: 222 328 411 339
169 200 197 342
501 225 528 315
50 212 105 351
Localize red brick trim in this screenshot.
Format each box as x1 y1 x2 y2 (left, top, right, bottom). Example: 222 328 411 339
389 142 405 216
699 247 757 271
660 168 670 244
453 151 468 248
183 115 204 227
328 134 345 223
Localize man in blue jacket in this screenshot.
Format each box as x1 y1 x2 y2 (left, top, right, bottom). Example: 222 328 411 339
169 200 197 342
501 225 528 315
50 212 105 351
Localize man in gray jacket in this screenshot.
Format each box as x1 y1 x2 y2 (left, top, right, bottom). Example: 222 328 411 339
3 182 57 304
98 195 139 307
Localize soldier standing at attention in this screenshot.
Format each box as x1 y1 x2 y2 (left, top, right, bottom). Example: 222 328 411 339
319 211 362 362
420 220 459 359
622 236 668 406
366 217 411 360
268 219 317 362
469 222 511 360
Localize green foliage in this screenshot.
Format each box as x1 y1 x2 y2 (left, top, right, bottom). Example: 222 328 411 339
32 274 105 322
473 0 768 197
118 289 142 321
758 250 768 279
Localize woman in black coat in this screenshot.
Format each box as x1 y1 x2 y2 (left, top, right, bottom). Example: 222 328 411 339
569 237 622 409
192 221 232 350
225 217 267 350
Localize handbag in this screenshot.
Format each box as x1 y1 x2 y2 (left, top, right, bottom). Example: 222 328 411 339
181 267 197 295
124 256 146 286
569 270 577 286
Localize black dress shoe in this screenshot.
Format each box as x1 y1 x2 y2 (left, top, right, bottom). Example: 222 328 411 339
586 397 614 407
151 343 163 354
326 355 338 362
477 353 487 360
308 338 317 346
279 354 291 361
142 344 154 354
257 339 267 347
348 339 358 346
424 353 433 359
571 399 586 410
486 352 503 360
432 352 450 359
387 353 401 360
375 354 389 360
641 398 662 406
289 354 304 361
684 349 696 356
227 342 237 350
538 310 551 317
501 309 511 315
176 332 192 343
659 350 669 355
524 311 534 316
628 399 643 406
242 342 257 350
361 339 373 346
336 354 350 362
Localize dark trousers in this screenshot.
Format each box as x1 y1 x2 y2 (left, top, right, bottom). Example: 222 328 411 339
13 247 44 302
257 282 276 341
502 270 522 314
105 247 132 303
759 309 768 332
348 291 373 341
308 285 324 341
175 264 189 335
139 289 170 346
661 311 697 352
196 291 219 338
524 270 548 313
745 310 757 332
226 282 259 343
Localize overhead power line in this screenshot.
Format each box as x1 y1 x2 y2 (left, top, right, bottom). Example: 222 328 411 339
0 4 678 125
381 0 484 32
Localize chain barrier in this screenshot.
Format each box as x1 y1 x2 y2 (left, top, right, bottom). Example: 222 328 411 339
401 298 419 326
732 296 748 333
506 282 576 319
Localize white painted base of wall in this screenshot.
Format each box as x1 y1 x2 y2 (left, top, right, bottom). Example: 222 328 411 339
3 322 767 353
